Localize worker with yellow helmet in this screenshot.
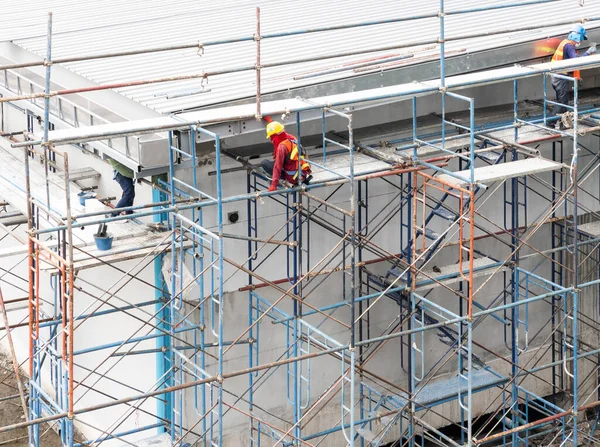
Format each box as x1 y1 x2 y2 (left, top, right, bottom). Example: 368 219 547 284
262 121 312 191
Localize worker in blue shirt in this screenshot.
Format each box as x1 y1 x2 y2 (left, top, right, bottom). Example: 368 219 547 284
551 24 597 128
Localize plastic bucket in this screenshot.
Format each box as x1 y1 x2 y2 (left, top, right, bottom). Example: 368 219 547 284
78 191 96 206
94 234 114 251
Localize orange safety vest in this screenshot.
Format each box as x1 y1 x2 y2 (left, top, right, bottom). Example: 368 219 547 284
281 139 311 180
551 39 581 80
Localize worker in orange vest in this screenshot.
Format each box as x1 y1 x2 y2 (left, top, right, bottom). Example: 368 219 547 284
262 121 312 192
551 24 596 128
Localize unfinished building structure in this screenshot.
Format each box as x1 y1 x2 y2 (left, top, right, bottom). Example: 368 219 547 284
1 1 600 446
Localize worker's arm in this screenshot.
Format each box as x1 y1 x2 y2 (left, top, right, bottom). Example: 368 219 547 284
585 43 597 56
563 44 579 59
564 43 596 58
268 144 287 191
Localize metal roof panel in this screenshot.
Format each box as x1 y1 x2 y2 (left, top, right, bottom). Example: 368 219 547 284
3 0 599 114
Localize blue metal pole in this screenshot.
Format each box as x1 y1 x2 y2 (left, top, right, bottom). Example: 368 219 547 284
439 0 446 158
322 110 327 164
214 134 225 447
543 75 548 127
154 173 170 432
42 12 53 214
514 80 519 146
348 111 356 445
291 112 302 443
571 77 579 447
469 98 475 182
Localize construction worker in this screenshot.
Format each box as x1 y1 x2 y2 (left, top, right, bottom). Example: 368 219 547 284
262 121 312 192
551 24 597 127
108 158 136 215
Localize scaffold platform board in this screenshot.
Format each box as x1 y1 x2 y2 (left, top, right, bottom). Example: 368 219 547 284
0 138 182 265
310 151 391 183
57 166 102 182
116 433 172 447
577 221 600 237
415 257 505 291
42 231 190 274
0 213 27 226
416 369 501 406
388 369 502 408
0 198 27 227
437 157 563 187
394 120 599 160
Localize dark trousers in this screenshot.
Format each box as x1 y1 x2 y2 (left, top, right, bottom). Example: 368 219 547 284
551 78 571 116
261 159 278 177
113 172 135 216
261 159 310 185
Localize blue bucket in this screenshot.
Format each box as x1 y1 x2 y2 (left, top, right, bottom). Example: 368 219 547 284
94 235 114 251
78 191 97 206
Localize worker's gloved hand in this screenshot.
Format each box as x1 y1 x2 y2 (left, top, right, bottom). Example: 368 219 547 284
587 43 597 54
268 184 277 192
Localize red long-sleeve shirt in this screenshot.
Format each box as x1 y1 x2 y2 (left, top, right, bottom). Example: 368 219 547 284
269 132 299 190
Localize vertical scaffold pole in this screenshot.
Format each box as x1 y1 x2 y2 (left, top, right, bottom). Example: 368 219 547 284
255 7 261 120
292 112 302 443
348 111 356 445
215 133 225 446
42 12 53 215
24 144 43 446
570 79 579 447
154 178 170 432
62 151 75 445
439 0 446 154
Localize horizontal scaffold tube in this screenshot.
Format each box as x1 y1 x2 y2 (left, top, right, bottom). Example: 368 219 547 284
15 54 600 147
0 280 575 436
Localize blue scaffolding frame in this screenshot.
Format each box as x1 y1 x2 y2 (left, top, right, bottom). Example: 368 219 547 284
4 2 600 447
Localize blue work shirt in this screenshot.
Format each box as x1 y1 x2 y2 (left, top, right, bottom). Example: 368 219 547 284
562 42 592 60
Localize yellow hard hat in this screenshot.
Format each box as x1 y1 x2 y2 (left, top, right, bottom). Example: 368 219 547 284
266 121 284 139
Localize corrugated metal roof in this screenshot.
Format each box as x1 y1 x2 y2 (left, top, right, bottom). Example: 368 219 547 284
3 0 599 115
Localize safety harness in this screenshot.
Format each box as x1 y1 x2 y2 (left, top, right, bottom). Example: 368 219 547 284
552 39 581 80
281 139 311 181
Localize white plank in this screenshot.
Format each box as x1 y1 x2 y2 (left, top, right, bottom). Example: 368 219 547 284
42 232 186 273
437 158 563 187
578 221 600 237
58 167 102 181
116 433 172 447
310 152 390 183
416 257 504 291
